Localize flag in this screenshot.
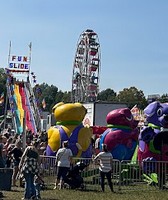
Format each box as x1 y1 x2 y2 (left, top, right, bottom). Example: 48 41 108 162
0 93 4 105
131 105 140 120
29 42 32 51
42 98 46 109
131 105 145 126
36 87 42 96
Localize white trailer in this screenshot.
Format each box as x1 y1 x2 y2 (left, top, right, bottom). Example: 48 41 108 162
83 102 127 126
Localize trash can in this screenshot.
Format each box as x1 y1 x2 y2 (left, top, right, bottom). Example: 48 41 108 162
0 168 13 191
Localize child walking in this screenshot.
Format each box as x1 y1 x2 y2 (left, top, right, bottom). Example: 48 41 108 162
34 173 44 200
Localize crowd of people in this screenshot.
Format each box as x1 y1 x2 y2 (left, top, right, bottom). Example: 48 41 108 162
0 126 47 200
0 126 115 199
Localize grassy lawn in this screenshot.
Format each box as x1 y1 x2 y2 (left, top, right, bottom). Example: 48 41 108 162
1 186 168 200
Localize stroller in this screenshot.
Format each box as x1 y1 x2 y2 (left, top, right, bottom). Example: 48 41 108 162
64 161 88 189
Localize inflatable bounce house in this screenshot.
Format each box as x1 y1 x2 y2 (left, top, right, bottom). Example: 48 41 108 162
138 101 168 162
46 102 93 158
99 108 139 161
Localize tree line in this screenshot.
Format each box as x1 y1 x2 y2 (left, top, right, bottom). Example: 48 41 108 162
0 68 168 114
34 84 168 112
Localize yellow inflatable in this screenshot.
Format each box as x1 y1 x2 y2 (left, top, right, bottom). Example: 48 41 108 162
46 102 93 157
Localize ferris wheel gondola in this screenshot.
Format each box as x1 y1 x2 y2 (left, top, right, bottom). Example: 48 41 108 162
71 29 101 103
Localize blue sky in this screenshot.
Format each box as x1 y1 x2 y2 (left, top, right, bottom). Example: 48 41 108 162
0 0 168 98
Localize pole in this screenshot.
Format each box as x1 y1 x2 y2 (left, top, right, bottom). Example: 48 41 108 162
22 110 26 149
29 42 32 63
3 91 8 130
26 42 32 84
3 41 12 129
8 41 11 65
28 42 32 74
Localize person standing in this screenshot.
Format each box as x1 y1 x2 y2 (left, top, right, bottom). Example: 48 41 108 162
8 139 23 186
0 136 5 198
3 137 14 168
93 143 114 192
34 173 44 200
0 136 5 168
19 140 40 200
54 140 73 190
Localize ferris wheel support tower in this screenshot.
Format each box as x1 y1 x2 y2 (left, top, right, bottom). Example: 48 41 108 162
71 29 101 103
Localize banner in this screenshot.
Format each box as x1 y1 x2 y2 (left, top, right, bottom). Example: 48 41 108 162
7 55 30 72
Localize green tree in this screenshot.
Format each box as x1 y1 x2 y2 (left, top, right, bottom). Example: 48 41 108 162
0 68 7 115
62 91 71 103
159 94 168 103
97 88 117 102
117 86 147 109
0 68 7 93
34 83 71 112
53 90 71 104
34 83 59 112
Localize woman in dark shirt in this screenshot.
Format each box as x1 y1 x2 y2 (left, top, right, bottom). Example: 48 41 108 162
0 137 4 198
19 140 40 200
8 139 23 186
0 143 5 168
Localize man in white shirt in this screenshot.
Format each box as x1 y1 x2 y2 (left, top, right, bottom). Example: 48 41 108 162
54 140 73 190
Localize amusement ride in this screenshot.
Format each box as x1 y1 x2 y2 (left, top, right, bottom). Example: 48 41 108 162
71 29 101 103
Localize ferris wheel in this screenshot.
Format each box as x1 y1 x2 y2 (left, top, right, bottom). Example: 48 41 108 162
71 29 101 103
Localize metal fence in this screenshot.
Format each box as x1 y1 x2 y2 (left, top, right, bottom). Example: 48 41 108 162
39 156 168 192
119 160 168 191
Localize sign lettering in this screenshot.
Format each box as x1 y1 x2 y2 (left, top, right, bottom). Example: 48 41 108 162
8 55 30 71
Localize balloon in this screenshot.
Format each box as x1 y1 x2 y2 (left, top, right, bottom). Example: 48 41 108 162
138 101 168 162
100 108 139 161
46 102 93 158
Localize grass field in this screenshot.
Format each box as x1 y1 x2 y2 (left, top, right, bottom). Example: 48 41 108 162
1 186 168 200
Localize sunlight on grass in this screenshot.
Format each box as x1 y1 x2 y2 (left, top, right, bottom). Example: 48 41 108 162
2 186 168 200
